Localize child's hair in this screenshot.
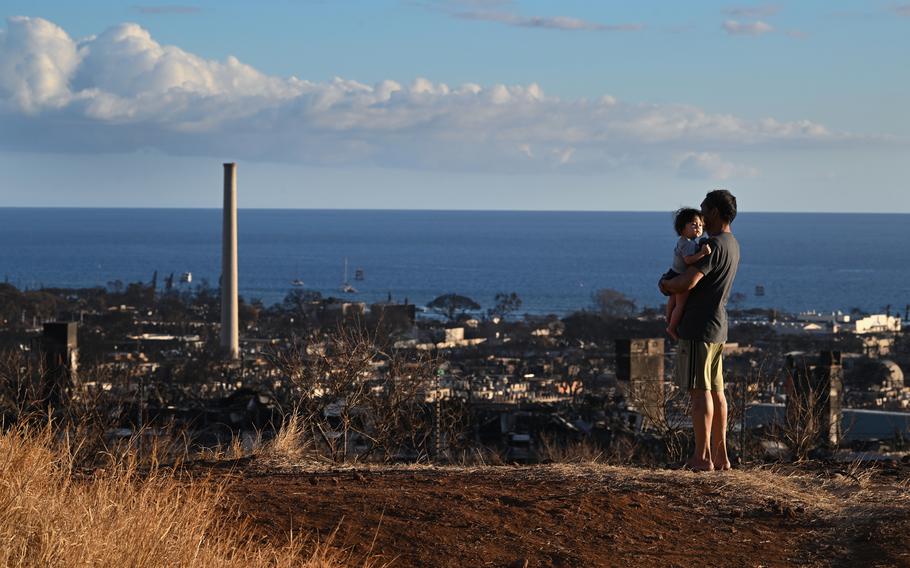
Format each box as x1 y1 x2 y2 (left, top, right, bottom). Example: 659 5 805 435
673 207 703 236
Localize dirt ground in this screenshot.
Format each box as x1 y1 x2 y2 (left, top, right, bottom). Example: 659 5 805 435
219 460 910 568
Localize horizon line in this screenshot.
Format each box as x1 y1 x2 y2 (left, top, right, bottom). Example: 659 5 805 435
0 206 907 215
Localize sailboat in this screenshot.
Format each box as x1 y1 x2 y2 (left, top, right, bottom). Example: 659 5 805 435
341 258 358 294
291 262 305 287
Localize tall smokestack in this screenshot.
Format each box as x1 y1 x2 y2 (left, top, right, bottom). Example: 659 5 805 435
221 162 239 360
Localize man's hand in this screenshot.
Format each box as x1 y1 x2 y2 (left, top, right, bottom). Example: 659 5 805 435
663 266 705 294
700 242 712 256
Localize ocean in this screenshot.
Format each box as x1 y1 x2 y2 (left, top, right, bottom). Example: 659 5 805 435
1 208 908 316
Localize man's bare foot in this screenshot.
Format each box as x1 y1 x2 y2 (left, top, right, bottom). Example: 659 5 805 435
666 327 679 341
684 458 714 472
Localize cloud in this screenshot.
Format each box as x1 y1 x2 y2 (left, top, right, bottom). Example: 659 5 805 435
891 4 910 17
0 17 81 113
722 4 780 18
676 152 759 180
722 19 774 35
0 16 864 177
450 10 643 31
552 147 575 165
427 1 642 32
133 5 200 15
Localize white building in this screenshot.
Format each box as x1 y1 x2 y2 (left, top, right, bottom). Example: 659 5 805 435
854 314 901 334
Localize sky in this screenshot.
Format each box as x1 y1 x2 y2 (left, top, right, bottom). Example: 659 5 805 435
0 1 907 212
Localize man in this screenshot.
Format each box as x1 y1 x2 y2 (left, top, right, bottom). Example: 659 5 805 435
659 189 740 471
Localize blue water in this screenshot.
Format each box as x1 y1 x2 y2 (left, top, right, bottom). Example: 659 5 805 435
1 208 907 315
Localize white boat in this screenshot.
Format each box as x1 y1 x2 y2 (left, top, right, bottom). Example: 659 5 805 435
291 262 305 287
341 258 358 294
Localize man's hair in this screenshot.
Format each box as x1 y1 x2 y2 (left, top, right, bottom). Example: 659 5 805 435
703 189 737 224
673 207 702 236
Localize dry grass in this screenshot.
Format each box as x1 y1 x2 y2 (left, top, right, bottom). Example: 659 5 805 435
0 424 371 568
257 412 321 466
537 435 605 464
577 462 910 525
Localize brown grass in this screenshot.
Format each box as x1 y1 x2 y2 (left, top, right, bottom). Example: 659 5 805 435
0 424 367 567
537 434 605 464
257 411 322 466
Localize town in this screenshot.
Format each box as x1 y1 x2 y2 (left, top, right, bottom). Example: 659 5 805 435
3 271 908 466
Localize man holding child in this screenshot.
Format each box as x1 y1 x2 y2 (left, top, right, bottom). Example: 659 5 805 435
660 189 740 471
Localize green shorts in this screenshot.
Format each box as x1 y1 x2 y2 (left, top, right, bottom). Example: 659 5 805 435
675 339 724 392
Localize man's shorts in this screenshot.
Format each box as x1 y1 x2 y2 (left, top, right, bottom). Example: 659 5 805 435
675 339 724 391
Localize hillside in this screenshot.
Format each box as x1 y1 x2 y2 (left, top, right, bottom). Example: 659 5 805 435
220 460 910 568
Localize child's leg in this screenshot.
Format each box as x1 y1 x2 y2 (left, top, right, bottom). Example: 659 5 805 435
666 294 677 323
667 291 691 340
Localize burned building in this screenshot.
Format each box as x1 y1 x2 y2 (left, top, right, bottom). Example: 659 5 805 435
785 350 843 446
369 302 417 330
615 338 665 428
41 322 78 405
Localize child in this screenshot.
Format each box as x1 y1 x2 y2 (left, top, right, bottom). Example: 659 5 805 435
663 208 712 340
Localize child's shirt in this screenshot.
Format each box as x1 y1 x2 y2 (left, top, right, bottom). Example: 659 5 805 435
672 236 702 273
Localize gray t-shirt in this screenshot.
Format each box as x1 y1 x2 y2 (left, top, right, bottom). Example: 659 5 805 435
677 232 740 344
672 236 702 273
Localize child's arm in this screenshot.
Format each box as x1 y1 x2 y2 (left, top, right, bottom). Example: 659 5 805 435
683 242 712 265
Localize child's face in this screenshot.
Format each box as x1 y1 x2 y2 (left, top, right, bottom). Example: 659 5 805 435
683 217 704 239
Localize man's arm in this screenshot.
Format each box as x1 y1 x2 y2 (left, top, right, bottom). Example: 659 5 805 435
659 265 705 295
